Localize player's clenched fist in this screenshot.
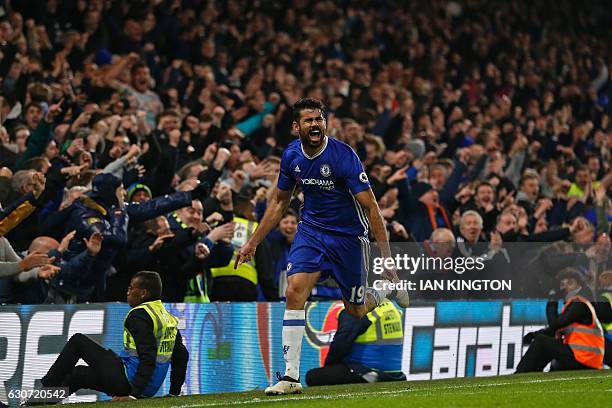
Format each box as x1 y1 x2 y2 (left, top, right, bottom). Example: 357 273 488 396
234 241 256 269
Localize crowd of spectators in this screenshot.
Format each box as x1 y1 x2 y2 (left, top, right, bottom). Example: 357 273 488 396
0 0 611 304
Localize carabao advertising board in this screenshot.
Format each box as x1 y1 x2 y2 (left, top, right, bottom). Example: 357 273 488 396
0 300 546 403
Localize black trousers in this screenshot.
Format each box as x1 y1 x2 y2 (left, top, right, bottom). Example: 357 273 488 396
516 333 592 373
306 363 367 386
605 338 612 367
210 276 258 301
41 333 132 396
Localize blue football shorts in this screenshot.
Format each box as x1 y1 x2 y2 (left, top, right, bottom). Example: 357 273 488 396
286 223 369 304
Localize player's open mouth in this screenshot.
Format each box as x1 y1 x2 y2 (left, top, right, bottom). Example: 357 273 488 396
309 129 322 142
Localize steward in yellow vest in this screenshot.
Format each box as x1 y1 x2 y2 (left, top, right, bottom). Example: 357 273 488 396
596 270 612 343
599 292 612 341
39 271 188 401
211 216 259 285
306 289 406 386
120 271 188 398
595 285 612 367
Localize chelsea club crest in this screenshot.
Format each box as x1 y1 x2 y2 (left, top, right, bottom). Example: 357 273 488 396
320 164 331 177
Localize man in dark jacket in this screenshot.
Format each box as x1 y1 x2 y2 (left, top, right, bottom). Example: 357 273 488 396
3 166 69 250
0 171 45 236
60 173 129 301
45 232 104 303
166 197 234 302
396 157 466 241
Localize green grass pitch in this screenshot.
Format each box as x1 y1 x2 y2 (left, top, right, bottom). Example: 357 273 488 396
87 370 612 407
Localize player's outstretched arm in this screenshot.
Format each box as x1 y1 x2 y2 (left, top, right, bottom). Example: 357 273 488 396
234 185 293 268
355 188 398 281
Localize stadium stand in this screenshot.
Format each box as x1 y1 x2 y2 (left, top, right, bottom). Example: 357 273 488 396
0 0 611 305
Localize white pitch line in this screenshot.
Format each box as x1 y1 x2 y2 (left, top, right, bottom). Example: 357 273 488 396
171 389 414 408
406 387 612 399
171 373 612 408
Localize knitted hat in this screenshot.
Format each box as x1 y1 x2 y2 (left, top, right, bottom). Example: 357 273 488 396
126 183 152 202
412 181 434 198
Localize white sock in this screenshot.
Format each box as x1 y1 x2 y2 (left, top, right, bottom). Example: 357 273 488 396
282 309 305 381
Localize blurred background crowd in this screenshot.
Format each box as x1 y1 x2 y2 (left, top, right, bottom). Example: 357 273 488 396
0 0 611 304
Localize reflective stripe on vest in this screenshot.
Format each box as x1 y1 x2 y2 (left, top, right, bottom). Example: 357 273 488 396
210 217 258 284
170 212 210 302
562 326 603 336
184 274 210 303
121 300 179 396
171 212 188 229
123 300 179 363
600 292 612 339
560 295 605 369
354 300 404 346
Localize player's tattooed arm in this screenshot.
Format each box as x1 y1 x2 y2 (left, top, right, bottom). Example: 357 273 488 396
235 185 294 268
355 188 399 281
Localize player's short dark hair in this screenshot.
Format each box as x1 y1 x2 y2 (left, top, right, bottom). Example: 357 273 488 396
292 98 325 122
133 271 163 300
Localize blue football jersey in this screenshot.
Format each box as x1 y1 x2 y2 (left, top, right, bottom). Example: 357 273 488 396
277 136 371 236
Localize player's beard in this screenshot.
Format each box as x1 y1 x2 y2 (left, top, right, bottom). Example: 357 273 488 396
299 126 324 148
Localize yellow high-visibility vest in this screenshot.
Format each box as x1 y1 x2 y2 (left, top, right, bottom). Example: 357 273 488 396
600 292 612 340
345 299 404 372
123 299 179 361
210 217 258 284
354 299 404 345
122 300 179 397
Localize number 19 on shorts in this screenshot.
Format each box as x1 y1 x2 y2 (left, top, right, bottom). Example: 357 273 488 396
349 285 365 303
